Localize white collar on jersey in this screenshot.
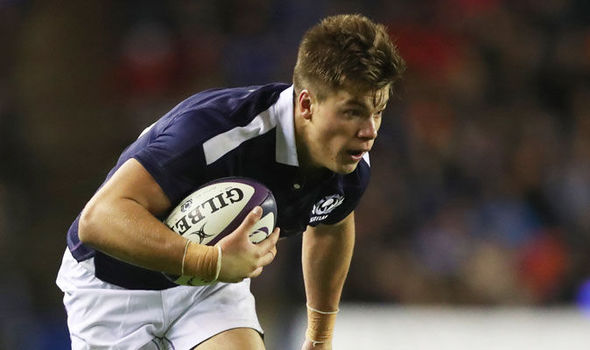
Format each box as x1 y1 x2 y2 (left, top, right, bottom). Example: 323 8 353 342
272 85 299 167
203 85 298 166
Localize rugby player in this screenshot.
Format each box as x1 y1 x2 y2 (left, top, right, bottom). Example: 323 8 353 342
56 14 405 349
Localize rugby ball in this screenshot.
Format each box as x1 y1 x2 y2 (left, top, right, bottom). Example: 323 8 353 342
163 177 277 285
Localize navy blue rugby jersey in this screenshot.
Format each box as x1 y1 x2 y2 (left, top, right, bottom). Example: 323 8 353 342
66 83 371 290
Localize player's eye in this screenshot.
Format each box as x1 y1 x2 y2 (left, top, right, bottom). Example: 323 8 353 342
343 109 362 118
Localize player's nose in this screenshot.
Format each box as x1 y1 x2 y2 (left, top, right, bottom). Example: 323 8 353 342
357 117 378 140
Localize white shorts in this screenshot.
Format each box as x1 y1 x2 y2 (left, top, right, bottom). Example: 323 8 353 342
56 249 263 350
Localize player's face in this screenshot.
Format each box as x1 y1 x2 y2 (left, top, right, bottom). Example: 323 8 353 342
300 86 389 174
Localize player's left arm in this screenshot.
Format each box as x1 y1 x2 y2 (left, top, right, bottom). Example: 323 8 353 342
301 211 355 349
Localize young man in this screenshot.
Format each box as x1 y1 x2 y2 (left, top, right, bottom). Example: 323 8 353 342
56 14 405 349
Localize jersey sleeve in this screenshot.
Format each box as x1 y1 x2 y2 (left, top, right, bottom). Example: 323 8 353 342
132 110 217 205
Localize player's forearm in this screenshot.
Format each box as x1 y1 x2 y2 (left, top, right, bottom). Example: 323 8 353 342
302 213 355 311
78 196 187 275
301 213 355 348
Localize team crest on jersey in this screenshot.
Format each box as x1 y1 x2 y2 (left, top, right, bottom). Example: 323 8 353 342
309 194 345 223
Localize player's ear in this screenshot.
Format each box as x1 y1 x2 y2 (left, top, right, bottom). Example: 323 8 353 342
297 89 313 120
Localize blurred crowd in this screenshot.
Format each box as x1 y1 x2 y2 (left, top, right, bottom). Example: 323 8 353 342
1 0 590 347
351 0 590 306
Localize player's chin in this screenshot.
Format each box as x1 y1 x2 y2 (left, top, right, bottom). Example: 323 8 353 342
332 160 360 174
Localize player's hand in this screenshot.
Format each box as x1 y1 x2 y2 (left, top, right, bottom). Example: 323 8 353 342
301 339 332 350
216 206 279 283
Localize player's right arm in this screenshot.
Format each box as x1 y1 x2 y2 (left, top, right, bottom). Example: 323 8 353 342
78 158 278 282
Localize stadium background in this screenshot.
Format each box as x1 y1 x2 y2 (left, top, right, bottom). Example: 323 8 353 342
1 0 590 348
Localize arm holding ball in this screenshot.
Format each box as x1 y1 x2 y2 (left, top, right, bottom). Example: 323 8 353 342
78 158 278 284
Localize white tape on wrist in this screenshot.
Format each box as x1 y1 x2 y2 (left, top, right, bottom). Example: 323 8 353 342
213 245 222 281
307 337 325 347
181 239 191 276
306 303 339 315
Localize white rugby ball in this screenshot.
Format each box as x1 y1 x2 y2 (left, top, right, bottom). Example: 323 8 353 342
163 177 277 285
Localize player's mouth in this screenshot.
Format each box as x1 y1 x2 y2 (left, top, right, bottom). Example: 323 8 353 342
346 149 367 161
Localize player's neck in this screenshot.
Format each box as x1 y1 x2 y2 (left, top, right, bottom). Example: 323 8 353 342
294 128 329 184
294 106 315 167
294 135 325 179
293 95 331 182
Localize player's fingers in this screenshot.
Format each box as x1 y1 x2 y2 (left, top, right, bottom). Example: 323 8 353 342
220 275 245 284
259 247 277 267
257 227 280 251
236 206 262 234
270 226 280 242
248 266 263 278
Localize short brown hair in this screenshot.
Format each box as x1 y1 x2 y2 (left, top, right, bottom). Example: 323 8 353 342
293 14 405 101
